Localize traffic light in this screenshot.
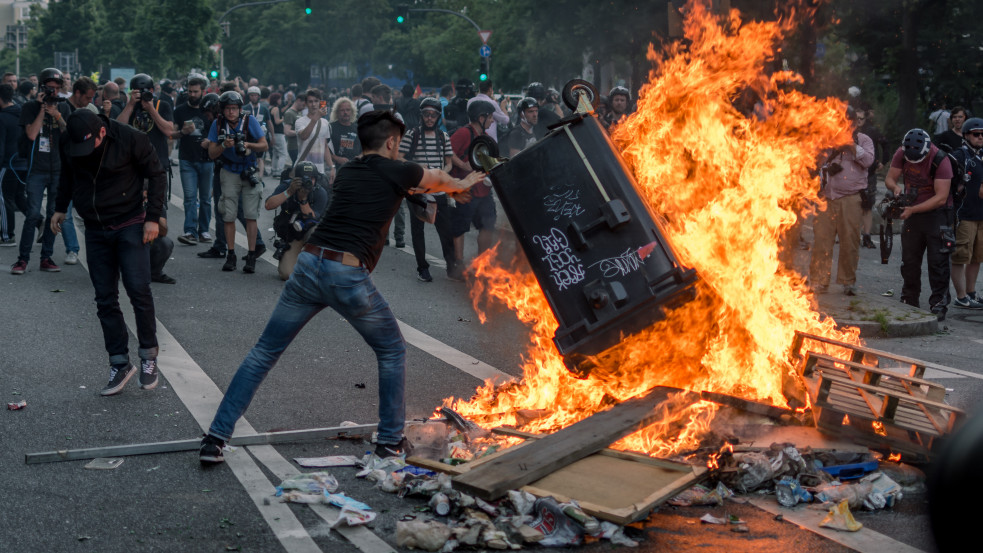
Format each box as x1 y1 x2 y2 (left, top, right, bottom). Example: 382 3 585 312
395 5 408 23
209 69 219 79
305 0 311 15
479 58 489 82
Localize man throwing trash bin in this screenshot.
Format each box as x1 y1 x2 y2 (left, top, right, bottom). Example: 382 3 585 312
200 111 484 464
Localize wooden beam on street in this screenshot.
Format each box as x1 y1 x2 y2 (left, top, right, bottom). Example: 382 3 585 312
25 423 377 464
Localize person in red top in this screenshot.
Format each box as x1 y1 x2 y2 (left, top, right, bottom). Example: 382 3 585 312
448 100 496 280
885 128 954 320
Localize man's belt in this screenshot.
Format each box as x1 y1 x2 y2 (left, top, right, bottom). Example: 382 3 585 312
302 244 362 267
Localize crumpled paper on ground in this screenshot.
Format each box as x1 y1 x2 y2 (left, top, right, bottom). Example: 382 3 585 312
396 519 452 551
819 499 863 532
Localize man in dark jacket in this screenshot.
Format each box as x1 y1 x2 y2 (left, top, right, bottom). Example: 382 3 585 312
51 110 166 396
0 84 25 246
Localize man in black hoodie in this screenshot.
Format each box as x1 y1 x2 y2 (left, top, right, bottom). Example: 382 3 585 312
51 110 166 396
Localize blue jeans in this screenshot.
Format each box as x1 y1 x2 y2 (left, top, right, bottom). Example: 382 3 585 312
19 170 59 261
208 252 406 444
85 222 158 365
179 160 214 236
62 201 79 254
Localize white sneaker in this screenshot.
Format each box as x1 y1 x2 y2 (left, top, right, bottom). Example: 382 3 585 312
199 232 213 243
65 251 79 265
953 296 983 309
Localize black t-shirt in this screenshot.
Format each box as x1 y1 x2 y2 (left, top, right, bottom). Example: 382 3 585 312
308 154 423 272
952 147 983 221
18 100 72 172
129 99 174 170
507 125 539 154
173 103 210 162
329 121 361 162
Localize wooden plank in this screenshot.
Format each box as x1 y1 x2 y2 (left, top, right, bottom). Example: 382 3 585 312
25 424 377 464
452 386 699 500
810 353 945 392
795 330 975 379
699 390 796 420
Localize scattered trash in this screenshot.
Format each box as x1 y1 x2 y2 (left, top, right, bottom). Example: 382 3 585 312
670 482 732 506
333 504 377 527
7 400 27 410
51 289 66 293
355 383 366 389
457 317 471 323
146 465 160 472
528 497 583 546
275 472 339 499
560 500 600 533
731 523 750 533
818 499 863 532
816 451 878 480
77 536 92 541
396 519 452 552
775 476 813 507
881 289 894 297
79 386 86 389
84 458 124 470
700 513 727 525
293 455 360 468
430 492 451 516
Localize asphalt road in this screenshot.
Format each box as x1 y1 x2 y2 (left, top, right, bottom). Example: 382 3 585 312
1 167 977 553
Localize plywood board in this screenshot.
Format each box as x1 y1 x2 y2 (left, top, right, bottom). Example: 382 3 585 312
451 386 698 500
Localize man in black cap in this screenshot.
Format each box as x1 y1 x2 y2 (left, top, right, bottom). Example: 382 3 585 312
51 110 167 396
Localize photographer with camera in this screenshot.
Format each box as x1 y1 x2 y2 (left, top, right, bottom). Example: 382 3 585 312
10 67 73 275
117 74 174 175
885 128 955 321
206 90 268 273
265 161 330 280
809 112 874 295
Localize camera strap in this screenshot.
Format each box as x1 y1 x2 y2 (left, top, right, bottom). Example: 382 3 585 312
297 119 321 163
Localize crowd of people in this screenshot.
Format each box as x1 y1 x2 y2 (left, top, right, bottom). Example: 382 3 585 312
0 67 635 461
809 93 983 322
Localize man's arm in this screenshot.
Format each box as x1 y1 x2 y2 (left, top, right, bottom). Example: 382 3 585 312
884 166 903 196
297 112 323 141
417 167 484 195
117 91 138 124
144 100 174 137
854 133 875 169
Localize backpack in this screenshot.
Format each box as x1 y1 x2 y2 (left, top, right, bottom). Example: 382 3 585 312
406 127 447 162
398 97 421 130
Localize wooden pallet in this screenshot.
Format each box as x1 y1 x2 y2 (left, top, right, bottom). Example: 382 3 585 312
408 427 706 525
789 330 965 381
801 351 965 458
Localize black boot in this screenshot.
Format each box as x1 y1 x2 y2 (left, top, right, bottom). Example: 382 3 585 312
862 233 875 249
243 252 256 274
222 250 236 271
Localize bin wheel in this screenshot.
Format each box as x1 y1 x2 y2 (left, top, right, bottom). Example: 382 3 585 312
561 79 599 111
468 135 499 169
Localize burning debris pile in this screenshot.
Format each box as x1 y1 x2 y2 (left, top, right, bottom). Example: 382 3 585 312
445 1 859 459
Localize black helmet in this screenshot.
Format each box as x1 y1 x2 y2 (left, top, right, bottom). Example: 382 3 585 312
39 67 63 86
526 82 546 101
218 91 243 110
130 73 154 91
455 78 475 98
201 93 221 112
160 79 174 93
902 128 931 163
517 97 538 114
293 160 319 180
467 100 495 122
609 86 630 100
420 97 442 121
962 117 983 135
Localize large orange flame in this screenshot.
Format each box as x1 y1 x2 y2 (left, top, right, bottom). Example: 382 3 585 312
443 1 860 457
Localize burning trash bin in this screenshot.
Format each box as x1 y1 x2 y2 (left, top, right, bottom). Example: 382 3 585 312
472 80 699 377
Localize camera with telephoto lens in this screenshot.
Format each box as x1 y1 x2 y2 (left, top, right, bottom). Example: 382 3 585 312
877 189 917 220
139 88 154 103
218 131 248 157
240 165 262 187
42 86 64 104
272 238 289 261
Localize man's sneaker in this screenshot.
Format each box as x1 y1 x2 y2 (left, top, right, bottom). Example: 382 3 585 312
198 247 225 259
139 359 159 390
151 273 177 284
222 251 237 271
39 258 60 272
374 437 413 458
417 267 433 282
0 237 16 246
861 234 876 249
243 252 257 273
65 251 79 265
969 291 980 302
243 244 267 260
177 233 198 245
101 363 137 396
200 434 226 464
10 259 27 275
395 241 406 248
199 232 213 243
843 285 857 296
953 296 983 309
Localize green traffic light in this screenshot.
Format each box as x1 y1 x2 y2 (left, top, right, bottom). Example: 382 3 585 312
396 15 404 23
479 74 488 81
305 7 311 14
209 70 219 78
